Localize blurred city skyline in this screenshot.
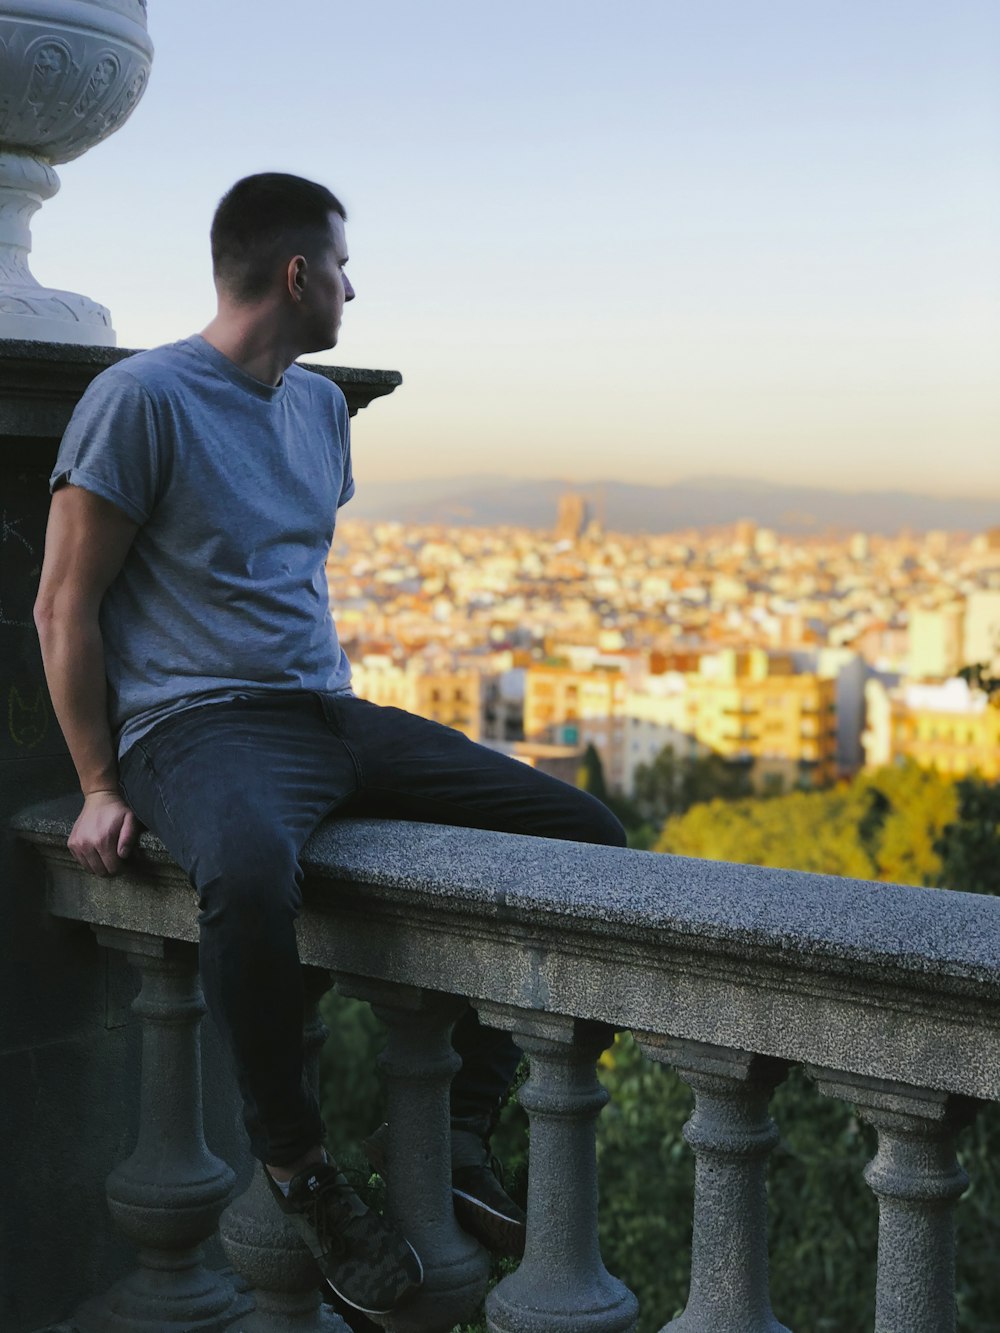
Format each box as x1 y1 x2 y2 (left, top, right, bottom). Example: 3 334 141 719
34 0 1000 498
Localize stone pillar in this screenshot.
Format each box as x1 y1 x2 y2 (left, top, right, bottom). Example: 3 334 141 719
336 975 490 1333
637 1036 790 1333
482 1005 638 1333
810 1068 978 1333
79 928 242 1331
219 966 348 1332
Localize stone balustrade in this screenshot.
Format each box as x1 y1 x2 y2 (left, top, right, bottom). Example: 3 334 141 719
13 794 1000 1332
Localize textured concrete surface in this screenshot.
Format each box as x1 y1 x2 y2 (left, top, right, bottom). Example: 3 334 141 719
486 1016 637 1333
16 803 1000 1104
349 981 491 1333
0 373 138 1330
810 1068 975 1333
15 798 1000 1330
648 1042 789 1333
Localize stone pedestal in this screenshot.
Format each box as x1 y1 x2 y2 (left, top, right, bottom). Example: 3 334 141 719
0 0 154 344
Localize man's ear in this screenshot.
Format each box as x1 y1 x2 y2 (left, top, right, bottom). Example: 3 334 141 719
287 255 307 300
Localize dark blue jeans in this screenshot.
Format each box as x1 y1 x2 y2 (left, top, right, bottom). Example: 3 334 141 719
118 691 626 1166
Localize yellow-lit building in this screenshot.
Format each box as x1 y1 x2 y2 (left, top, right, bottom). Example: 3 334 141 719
351 655 482 741
524 663 628 739
524 663 628 789
526 650 838 795
687 650 838 791
964 590 1000 672
864 678 1000 780
620 674 704 796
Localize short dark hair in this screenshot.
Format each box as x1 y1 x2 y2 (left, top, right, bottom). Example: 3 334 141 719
210 172 347 301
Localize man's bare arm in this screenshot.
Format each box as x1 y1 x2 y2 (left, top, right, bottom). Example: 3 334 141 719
34 485 141 876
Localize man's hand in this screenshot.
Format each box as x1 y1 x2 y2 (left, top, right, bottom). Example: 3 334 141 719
68 791 140 877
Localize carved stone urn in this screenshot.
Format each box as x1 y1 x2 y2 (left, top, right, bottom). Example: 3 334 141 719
0 0 153 345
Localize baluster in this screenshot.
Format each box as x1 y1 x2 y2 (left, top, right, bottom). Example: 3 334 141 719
219 966 349 1331
482 1005 638 1333
87 928 242 1331
637 1036 790 1333
809 1068 978 1333
335 975 491 1333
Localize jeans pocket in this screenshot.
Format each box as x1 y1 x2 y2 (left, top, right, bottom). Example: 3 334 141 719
120 742 178 841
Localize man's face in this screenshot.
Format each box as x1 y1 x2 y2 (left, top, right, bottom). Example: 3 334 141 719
300 211 355 351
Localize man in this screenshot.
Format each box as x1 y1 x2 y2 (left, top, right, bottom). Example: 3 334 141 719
34 173 626 1318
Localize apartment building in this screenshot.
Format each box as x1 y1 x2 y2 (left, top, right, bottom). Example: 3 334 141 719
864 677 1000 780
525 650 838 796
688 649 839 791
964 590 1000 671
351 654 483 741
524 662 629 790
327 518 999 800
620 674 706 796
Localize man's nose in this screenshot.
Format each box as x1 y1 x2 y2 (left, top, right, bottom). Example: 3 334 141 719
344 274 356 302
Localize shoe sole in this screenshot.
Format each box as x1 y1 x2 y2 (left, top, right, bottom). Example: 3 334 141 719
453 1189 526 1259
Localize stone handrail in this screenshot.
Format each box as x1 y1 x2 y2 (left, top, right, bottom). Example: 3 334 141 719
14 795 1000 1332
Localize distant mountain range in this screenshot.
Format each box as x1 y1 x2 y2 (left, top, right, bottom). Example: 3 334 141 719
346 474 998 535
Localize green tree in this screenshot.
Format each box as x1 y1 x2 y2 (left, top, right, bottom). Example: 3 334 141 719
683 752 754 807
655 762 960 888
656 784 876 878
858 763 957 886
632 744 683 825
633 745 753 828
959 660 1000 701
576 741 609 805
935 778 1000 895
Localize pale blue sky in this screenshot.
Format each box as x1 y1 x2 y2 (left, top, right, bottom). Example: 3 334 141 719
33 0 1000 496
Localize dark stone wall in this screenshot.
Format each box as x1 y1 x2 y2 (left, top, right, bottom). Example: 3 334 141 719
0 344 238 1331
1 345 134 1328
0 528 134 1327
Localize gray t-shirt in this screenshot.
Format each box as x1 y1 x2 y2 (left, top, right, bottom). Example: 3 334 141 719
50 334 355 759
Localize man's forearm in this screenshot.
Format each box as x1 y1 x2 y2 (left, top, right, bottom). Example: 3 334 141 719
35 608 119 795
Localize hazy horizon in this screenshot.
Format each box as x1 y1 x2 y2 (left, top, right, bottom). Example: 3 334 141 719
338 470 999 538
330 466 1000 504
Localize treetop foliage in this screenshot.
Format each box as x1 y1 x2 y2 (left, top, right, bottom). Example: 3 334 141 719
652 759 997 896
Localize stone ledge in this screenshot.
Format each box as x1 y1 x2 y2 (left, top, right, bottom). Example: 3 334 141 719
0 339 402 437
14 797 1000 1101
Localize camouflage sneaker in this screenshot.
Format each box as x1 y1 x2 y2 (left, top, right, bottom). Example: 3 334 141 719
265 1160 423 1316
363 1119 526 1259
